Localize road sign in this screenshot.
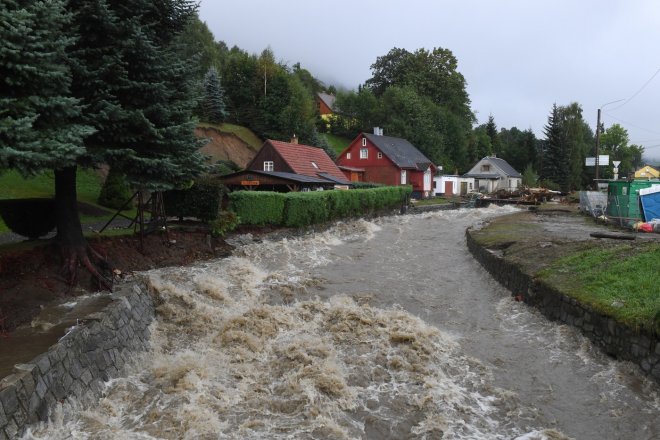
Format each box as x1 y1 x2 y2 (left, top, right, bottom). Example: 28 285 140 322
585 155 610 166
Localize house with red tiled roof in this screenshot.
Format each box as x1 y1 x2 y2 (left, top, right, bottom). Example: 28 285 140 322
220 136 350 192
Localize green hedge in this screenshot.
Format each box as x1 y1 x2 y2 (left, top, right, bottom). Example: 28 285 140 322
228 191 286 226
230 186 411 227
163 178 224 222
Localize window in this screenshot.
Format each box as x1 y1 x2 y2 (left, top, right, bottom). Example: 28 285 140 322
346 152 351 159
481 164 490 172
360 148 368 159
362 138 367 147
377 152 383 159
311 161 319 169
401 170 407 184
263 161 274 172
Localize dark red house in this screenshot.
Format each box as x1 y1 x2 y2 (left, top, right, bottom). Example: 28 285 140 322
221 137 350 192
336 130 436 198
316 92 336 117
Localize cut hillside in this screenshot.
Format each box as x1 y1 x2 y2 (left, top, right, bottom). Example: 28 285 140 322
195 126 260 168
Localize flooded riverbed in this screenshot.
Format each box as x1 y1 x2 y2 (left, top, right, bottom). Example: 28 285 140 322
24 207 659 439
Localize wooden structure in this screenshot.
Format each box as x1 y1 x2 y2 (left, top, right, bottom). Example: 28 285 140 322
335 129 436 198
220 138 350 192
98 190 168 250
316 92 336 118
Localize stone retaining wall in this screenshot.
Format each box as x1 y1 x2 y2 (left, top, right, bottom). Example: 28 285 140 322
0 283 155 439
466 228 660 384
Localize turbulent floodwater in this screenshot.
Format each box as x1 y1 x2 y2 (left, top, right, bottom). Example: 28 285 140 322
24 206 660 440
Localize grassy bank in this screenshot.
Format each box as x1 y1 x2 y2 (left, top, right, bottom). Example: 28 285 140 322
538 242 659 333
197 122 262 150
470 208 660 334
321 133 351 156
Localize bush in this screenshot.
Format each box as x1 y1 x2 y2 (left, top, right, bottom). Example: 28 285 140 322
163 178 224 222
98 168 133 210
211 211 240 237
283 192 331 227
229 191 286 226
0 198 56 239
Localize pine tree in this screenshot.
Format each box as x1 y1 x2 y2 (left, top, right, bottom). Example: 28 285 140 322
0 0 92 175
485 115 502 156
2 0 206 287
201 66 228 124
541 104 569 190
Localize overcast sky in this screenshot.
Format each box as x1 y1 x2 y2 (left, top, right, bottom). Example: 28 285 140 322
199 0 660 160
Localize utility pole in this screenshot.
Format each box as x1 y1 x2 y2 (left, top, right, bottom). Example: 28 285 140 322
595 108 601 181
594 99 624 185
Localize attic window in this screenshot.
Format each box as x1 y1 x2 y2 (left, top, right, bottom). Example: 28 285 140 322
377 152 383 159
362 138 367 147
346 152 351 159
264 161 274 172
481 164 490 172
311 161 319 169
360 148 368 159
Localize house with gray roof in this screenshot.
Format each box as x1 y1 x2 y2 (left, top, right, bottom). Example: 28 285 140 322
464 155 522 193
336 128 436 198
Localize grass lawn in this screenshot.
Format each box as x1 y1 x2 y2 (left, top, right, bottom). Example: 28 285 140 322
197 122 262 150
411 197 450 206
0 168 115 235
538 242 660 333
322 133 352 156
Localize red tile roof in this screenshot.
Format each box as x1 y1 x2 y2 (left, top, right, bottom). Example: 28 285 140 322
268 140 347 181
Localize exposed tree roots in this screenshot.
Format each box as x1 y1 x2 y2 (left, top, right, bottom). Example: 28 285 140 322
61 243 113 291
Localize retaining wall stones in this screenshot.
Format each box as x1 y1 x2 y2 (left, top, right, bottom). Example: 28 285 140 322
0 283 155 439
466 228 660 385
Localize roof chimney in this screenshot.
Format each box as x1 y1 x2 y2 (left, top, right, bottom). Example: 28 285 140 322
373 127 383 136
291 134 298 144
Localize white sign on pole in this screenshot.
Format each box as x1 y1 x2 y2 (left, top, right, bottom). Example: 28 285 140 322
585 155 610 166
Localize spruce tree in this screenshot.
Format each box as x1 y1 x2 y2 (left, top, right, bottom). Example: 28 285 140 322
0 0 92 175
541 104 569 190
2 0 206 287
201 66 228 124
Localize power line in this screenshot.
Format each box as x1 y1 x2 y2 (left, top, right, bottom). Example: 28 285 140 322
603 111 660 137
608 67 660 112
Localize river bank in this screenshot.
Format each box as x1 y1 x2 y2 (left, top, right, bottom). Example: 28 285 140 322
3 206 660 439
466 205 660 383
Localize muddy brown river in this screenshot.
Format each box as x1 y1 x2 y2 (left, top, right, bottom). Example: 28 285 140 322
23 206 659 439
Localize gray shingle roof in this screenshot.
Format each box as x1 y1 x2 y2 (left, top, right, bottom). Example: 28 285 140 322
488 157 522 177
364 133 432 170
317 93 336 111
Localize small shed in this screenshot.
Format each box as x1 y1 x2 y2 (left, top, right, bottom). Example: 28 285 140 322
606 180 659 224
433 175 475 196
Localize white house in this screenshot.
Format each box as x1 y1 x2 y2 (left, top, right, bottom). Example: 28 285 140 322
433 175 475 196
463 156 522 193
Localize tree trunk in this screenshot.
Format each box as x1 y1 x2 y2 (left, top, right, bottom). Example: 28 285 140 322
55 166 111 290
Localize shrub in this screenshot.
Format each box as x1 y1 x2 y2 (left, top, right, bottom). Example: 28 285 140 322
0 198 56 239
98 168 133 210
163 178 224 222
211 210 240 237
229 191 286 226
283 192 330 228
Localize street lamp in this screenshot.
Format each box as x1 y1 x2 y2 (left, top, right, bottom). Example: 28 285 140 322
594 99 624 181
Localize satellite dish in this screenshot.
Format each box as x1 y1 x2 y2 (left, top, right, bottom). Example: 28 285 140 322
613 161 621 167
